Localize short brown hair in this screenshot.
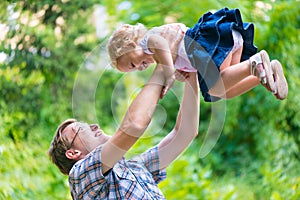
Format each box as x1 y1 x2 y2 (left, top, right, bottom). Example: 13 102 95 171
48 119 77 175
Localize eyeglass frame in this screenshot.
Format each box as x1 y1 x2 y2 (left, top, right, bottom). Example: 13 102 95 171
68 126 82 149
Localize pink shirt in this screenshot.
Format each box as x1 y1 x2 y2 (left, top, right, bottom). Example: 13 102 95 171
139 24 196 72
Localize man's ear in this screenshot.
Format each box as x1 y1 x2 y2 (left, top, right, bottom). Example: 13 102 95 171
65 149 82 160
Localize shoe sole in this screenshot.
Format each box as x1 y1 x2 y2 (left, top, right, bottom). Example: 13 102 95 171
260 50 276 92
271 60 288 100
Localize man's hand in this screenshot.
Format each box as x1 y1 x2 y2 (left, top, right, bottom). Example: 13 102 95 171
161 74 175 98
161 70 191 98
175 70 190 82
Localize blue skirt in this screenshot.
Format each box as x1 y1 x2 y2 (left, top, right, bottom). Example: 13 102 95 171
184 8 258 102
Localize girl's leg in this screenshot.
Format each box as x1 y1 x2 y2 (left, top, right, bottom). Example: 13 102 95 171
230 44 243 65
210 43 247 98
219 44 243 71
209 48 277 98
209 59 253 97
219 51 233 71
219 29 244 71
222 76 259 99
221 46 260 98
224 60 288 99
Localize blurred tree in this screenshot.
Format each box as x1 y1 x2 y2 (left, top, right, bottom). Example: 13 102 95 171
0 0 104 141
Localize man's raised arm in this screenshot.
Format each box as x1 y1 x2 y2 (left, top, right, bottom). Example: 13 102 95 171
158 72 199 169
101 66 165 173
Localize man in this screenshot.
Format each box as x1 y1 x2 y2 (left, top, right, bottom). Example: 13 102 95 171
48 65 199 199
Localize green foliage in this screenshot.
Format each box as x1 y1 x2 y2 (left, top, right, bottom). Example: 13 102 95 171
0 130 70 199
0 0 299 199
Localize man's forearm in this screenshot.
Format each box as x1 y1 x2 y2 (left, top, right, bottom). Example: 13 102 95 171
158 73 199 169
119 65 165 137
177 73 199 139
101 66 165 171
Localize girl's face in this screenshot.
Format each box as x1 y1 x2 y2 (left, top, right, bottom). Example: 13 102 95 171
116 47 155 72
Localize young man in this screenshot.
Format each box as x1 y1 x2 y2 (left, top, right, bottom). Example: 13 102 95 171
48 65 199 199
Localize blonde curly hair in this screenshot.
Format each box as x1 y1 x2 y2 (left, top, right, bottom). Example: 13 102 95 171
107 23 148 69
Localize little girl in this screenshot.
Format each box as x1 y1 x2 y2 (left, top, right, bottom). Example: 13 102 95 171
107 8 288 101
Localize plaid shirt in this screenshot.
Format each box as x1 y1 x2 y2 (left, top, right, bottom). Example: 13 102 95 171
69 146 166 200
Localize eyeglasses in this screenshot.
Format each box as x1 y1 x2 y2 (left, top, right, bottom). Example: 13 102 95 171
68 126 82 149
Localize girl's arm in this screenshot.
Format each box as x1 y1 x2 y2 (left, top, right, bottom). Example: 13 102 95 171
147 34 176 98
157 72 199 169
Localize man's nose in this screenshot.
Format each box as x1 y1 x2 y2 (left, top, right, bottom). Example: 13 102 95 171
90 124 99 131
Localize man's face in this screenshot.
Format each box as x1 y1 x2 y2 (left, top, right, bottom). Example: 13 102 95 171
63 122 110 155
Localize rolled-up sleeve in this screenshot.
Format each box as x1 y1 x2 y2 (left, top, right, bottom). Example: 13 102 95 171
139 146 166 184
